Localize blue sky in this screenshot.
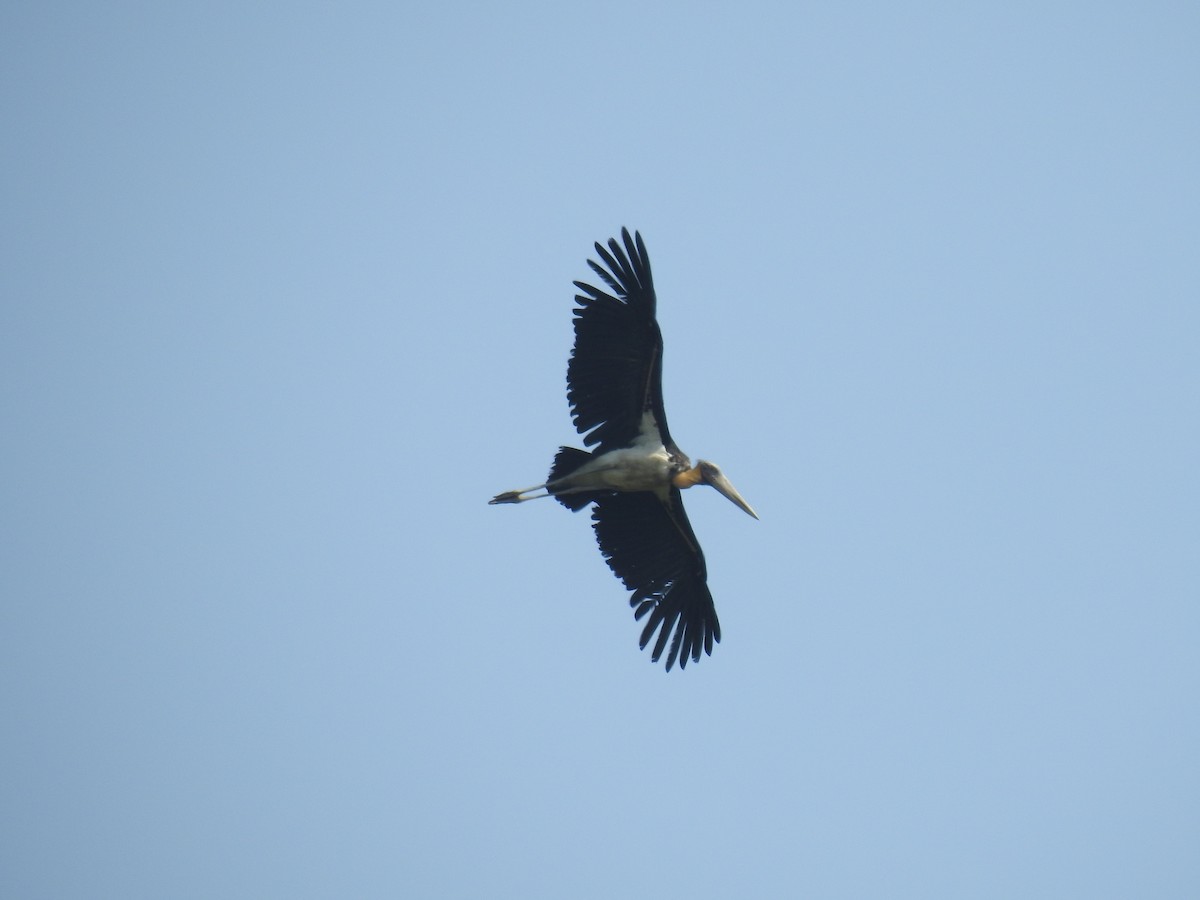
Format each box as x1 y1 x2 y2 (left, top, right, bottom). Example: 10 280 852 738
2 3 1198 897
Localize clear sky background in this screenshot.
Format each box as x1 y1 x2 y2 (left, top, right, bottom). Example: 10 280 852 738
2 3 1197 898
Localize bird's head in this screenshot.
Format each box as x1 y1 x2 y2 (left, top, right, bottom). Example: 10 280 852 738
694 460 759 519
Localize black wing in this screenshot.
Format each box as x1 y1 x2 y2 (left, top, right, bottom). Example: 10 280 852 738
590 489 720 671
568 229 675 454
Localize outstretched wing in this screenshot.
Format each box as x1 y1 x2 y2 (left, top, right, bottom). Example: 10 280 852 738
590 489 720 671
568 229 674 454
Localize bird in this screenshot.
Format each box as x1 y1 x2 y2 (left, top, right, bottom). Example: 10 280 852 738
490 228 757 671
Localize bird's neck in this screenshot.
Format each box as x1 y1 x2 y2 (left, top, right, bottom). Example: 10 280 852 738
671 465 705 490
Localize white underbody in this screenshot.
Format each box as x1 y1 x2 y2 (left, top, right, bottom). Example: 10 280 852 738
554 412 677 496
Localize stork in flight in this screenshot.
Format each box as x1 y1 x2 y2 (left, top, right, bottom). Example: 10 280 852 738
490 228 757 670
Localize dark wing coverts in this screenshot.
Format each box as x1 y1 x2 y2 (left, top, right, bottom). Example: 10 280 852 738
568 229 674 453
591 490 720 671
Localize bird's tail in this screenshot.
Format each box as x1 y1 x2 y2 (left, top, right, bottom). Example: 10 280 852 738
548 446 602 511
